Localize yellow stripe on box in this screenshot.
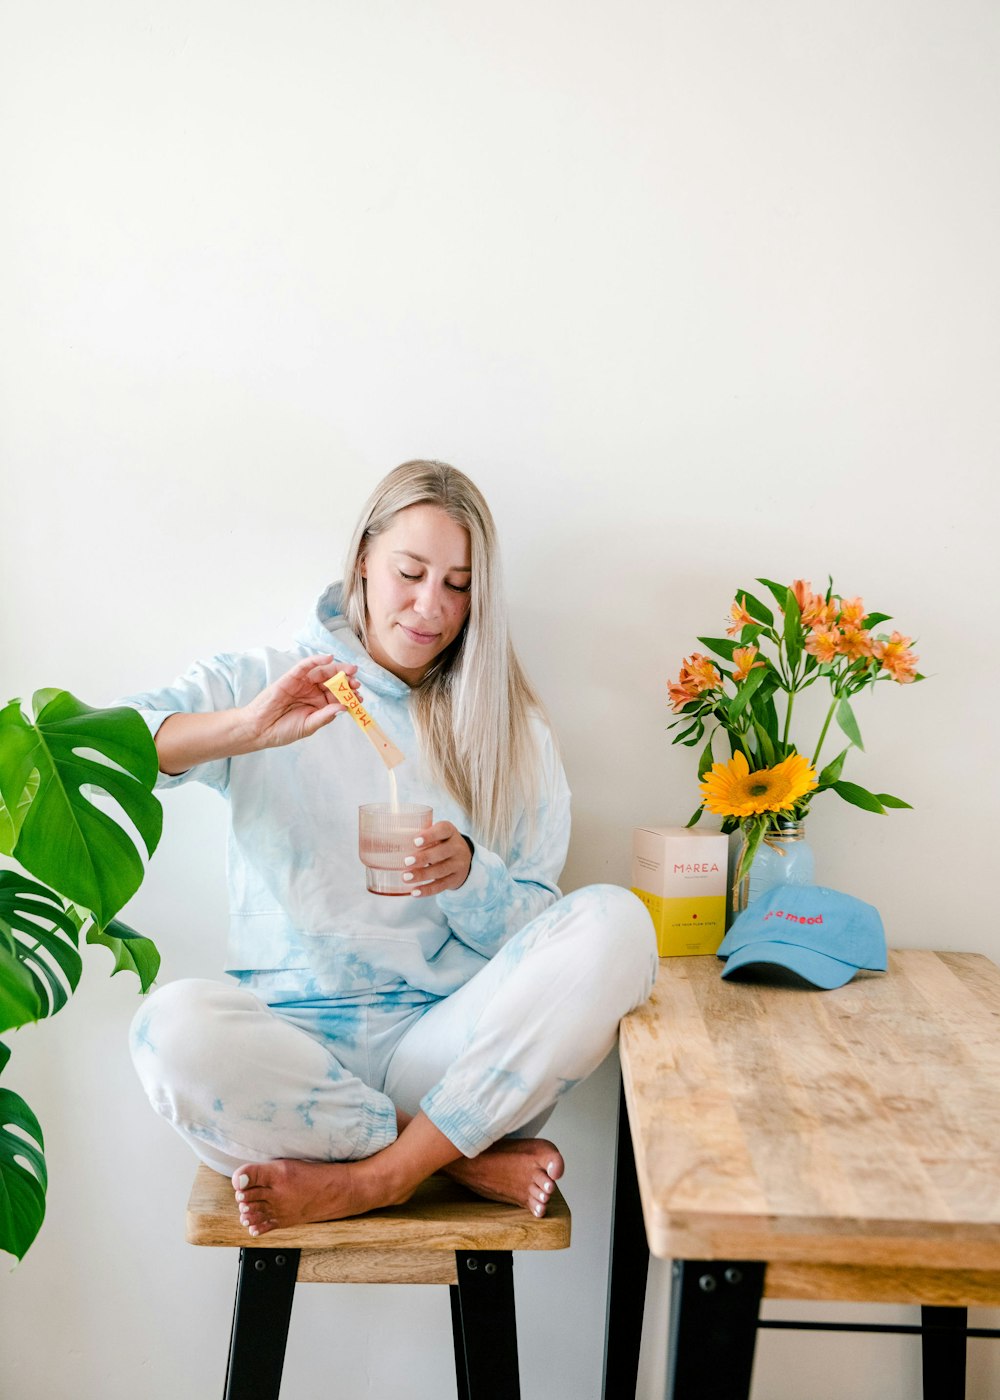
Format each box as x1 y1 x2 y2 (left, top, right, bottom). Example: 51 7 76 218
631 889 727 957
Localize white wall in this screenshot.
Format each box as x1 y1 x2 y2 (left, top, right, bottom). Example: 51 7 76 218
2 2 998 1397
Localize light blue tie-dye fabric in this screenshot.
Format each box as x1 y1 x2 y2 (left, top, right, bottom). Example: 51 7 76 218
120 584 571 1001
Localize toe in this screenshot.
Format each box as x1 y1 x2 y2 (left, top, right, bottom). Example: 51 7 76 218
236 1185 271 1204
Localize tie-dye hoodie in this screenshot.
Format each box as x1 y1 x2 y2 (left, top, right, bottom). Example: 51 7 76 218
122 584 571 1001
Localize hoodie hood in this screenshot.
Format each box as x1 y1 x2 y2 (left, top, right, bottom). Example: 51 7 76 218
295 582 412 700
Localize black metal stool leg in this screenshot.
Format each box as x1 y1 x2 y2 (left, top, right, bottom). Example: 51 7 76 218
603 1073 649 1399
921 1305 967 1400
667 1260 765 1400
452 1250 520 1400
223 1247 300 1400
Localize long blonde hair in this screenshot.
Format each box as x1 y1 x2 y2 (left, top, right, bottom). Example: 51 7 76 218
342 461 544 857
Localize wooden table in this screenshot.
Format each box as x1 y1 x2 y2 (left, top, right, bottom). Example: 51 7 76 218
603 951 1000 1400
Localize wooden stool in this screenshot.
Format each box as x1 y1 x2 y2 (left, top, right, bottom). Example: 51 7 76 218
186 1163 571 1399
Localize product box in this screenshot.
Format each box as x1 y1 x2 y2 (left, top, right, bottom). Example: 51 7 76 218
631 825 729 957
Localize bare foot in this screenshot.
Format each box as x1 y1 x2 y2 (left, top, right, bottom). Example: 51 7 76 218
231 1117 563 1237
232 1156 410 1237
444 1138 564 1217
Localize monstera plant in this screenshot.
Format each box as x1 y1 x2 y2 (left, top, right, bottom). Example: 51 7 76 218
0 689 162 1261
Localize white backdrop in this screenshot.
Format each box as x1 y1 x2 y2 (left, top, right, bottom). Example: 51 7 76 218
2 3 998 1397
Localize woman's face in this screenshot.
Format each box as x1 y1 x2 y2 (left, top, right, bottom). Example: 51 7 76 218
361 504 472 685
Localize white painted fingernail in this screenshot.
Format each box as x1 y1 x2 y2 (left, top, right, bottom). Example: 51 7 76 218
547 1162 557 1175
402 872 413 882
238 1174 250 1189
404 856 416 866
410 889 422 897
413 837 425 847
236 1192 245 1202
250 1227 259 1237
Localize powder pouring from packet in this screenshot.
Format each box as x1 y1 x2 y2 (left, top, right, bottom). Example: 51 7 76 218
324 671 406 770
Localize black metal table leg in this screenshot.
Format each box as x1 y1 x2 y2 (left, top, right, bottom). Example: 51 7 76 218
921 1305 967 1400
224 1247 300 1400
603 1073 649 1400
667 1260 765 1400
449 1285 471 1400
452 1250 520 1400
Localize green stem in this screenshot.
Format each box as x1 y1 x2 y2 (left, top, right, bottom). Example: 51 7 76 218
811 697 839 769
782 689 795 748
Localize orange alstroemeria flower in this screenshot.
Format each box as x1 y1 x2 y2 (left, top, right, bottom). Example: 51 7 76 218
837 626 874 661
804 628 840 664
732 646 765 684
837 596 866 628
725 599 754 637
667 680 698 710
790 579 835 629
668 652 723 711
873 631 919 683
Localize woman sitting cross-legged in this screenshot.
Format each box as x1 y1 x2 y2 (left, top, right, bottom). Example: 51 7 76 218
126 459 657 1237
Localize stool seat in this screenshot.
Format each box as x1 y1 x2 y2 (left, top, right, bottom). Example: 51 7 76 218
186 1162 571 1284
186 1163 572 1398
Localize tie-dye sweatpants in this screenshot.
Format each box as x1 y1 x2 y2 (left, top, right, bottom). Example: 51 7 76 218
129 884 656 1175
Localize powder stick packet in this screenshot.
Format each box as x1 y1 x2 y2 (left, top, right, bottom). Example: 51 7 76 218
324 670 406 770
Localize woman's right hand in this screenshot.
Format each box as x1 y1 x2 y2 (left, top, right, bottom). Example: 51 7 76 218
155 657 361 774
241 656 360 750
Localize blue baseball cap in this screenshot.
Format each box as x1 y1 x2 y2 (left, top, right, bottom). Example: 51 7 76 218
717 885 886 989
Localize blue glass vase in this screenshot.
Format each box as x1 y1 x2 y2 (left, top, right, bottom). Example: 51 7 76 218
736 820 814 914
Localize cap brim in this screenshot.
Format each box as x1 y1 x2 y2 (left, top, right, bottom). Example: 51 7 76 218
720 941 860 990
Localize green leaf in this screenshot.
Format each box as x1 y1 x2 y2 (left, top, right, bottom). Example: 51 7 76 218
782 588 802 671
0 872 82 1033
739 590 774 626
875 792 913 810
8 693 162 928
817 747 850 789
685 805 704 828
863 612 892 629
835 697 865 751
697 735 715 780
0 704 39 856
756 579 789 612
728 665 769 722
696 636 738 662
734 816 769 888
755 689 780 746
751 720 776 768
0 1085 47 1261
86 916 160 993
0 1041 9 1074
832 780 886 813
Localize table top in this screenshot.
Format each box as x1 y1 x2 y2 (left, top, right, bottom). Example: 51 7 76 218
619 950 1000 1270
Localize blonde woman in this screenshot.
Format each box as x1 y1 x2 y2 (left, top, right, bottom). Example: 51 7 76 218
127 461 656 1236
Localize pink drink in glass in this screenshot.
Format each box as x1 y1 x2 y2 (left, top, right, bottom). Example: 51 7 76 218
358 803 433 895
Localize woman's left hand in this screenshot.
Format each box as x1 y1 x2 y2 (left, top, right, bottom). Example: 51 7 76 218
402 821 473 897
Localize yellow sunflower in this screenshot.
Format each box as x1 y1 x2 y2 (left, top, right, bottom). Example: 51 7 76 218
700 750 817 818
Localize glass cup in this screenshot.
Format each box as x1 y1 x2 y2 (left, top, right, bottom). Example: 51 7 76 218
358 803 433 895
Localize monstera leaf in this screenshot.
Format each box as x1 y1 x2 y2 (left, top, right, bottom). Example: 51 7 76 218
0 690 164 1261
0 872 82 1033
0 1042 47 1262
0 692 162 929
86 914 160 993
